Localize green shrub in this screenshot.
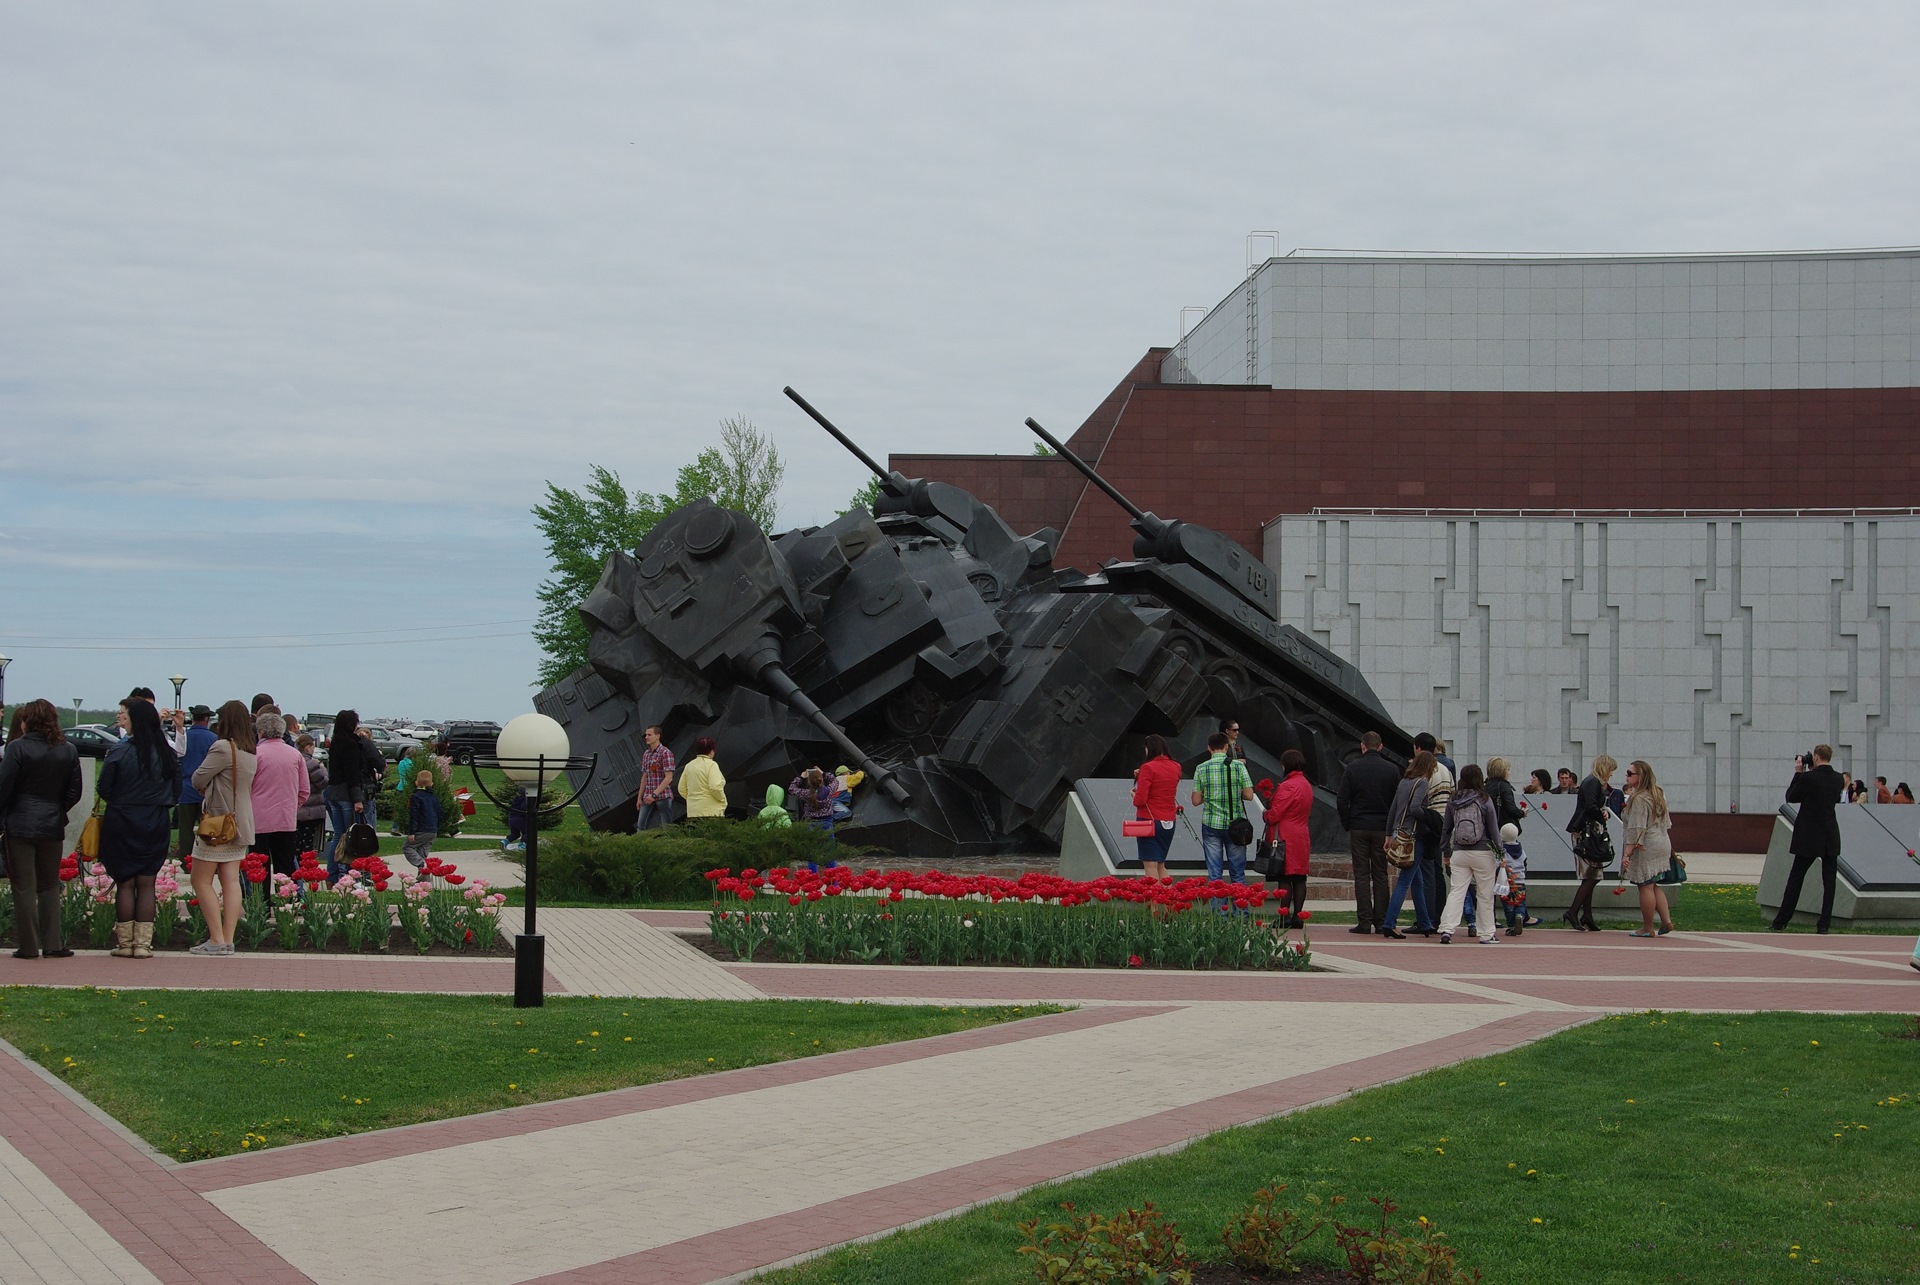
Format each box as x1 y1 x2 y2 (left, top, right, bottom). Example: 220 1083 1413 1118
376 753 463 837
487 777 567 833
1017 1201 1192 1284
1221 1184 1336 1276
1331 1197 1480 1285
524 820 860 903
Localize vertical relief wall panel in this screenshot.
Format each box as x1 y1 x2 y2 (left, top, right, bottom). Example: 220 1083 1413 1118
1267 515 1914 813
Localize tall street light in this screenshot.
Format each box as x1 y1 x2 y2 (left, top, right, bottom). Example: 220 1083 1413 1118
72 698 83 730
469 712 595 1008
0 653 11 724
170 674 186 716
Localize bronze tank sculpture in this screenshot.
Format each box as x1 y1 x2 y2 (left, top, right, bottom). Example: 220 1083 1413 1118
532 389 1409 856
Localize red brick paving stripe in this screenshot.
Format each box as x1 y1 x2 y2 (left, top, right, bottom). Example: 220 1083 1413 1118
522 1009 1588 1285
1424 953 1901 980
180 1004 1175 1194
727 966 1493 1003
1478 978 1916 1010
0 1038 314 1284
0 952 553 995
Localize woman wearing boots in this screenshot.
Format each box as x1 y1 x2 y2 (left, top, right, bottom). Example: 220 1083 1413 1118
97 700 180 958
0 699 85 959
1561 754 1618 931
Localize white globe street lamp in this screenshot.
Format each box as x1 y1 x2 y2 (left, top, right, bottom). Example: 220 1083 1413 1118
496 713 571 787
469 711 595 1008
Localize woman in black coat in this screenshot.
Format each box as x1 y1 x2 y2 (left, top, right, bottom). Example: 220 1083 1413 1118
0 700 84 958
321 710 387 878
97 700 180 959
1561 754 1617 931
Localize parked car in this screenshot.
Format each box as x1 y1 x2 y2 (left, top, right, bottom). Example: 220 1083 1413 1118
438 720 502 765
365 728 421 762
65 726 118 759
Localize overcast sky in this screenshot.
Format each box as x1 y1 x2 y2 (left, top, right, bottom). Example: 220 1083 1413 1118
3 1 1915 723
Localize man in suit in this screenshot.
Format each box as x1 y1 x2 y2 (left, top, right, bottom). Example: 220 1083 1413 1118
1772 744 1846 934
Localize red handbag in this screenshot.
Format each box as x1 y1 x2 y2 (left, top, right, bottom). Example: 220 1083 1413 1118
1122 819 1156 837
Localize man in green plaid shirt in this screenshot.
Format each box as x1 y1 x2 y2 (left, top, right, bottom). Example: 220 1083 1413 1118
1189 730 1256 887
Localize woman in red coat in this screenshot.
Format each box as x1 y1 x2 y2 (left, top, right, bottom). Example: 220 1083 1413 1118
1264 748 1314 926
1131 734 1182 880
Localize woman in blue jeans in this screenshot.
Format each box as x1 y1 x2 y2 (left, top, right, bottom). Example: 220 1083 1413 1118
320 709 384 877
1379 750 1438 939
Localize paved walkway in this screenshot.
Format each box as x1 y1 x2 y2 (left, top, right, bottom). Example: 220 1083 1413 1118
0 907 1910 1285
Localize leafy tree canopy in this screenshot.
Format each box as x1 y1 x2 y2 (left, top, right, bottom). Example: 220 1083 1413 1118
531 417 784 686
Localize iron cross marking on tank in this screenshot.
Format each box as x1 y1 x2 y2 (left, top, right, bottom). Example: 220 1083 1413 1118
1050 685 1093 725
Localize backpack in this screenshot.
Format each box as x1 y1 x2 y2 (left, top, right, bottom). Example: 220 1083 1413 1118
1451 797 1489 849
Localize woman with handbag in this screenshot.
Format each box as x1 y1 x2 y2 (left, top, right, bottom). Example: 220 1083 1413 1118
0 699 84 959
1130 734 1181 880
188 700 259 955
96 699 180 958
1621 759 1676 938
1378 750 1437 939
321 710 383 878
1561 754 1618 931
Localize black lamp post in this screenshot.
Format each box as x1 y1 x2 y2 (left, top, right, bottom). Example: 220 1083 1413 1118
170 673 186 717
468 713 595 1008
0 653 10 728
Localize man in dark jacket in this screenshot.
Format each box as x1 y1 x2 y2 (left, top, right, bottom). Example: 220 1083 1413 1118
1336 731 1403 936
1772 744 1846 933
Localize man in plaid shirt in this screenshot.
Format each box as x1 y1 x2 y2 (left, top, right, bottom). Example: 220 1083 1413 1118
1189 730 1256 888
634 726 677 831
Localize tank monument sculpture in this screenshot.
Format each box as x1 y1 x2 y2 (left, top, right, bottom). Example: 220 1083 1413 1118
532 387 1410 858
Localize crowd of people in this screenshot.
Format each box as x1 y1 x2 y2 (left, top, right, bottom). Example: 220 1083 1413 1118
1124 719 1873 942
0 688 454 959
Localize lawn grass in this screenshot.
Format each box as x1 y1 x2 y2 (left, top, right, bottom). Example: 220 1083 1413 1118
0 988 1051 1160
756 1011 1920 1285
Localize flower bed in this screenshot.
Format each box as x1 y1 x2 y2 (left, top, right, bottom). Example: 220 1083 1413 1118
0 851 508 956
705 867 1313 970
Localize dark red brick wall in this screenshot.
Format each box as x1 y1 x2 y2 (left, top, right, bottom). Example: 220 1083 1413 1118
899 352 1920 571
1671 812 1776 854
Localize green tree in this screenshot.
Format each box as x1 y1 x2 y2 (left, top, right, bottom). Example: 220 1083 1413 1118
838 474 886 517
531 419 785 685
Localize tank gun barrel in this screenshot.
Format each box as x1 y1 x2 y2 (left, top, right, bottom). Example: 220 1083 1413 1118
1023 417 1166 536
785 387 901 488
739 634 914 808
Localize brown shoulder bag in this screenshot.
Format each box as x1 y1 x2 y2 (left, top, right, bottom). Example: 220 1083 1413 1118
196 739 240 846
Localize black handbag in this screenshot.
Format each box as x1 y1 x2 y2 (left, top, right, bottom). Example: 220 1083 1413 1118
1227 815 1254 848
1253 837 1286 876
1577 818 1615 864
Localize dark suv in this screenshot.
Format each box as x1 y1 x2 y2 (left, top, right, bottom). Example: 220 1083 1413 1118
438 721 502 765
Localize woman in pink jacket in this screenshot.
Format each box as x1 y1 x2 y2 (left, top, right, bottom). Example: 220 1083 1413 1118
249 710 310 880
1264 748 1314 927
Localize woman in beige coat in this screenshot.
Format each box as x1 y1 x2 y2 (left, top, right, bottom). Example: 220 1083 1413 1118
189 700 259 955
1621 759 1676 938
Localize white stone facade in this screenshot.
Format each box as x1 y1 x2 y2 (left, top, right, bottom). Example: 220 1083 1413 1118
1264 513 1917 813
1165 250 1920 392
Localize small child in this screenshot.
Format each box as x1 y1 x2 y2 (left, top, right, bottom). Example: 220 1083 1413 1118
403 770 443 870
1497 822 1540 935
501 791 528 852
757 783 794 828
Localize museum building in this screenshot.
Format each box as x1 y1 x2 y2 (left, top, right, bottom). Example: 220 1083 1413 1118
894 248 1920 818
